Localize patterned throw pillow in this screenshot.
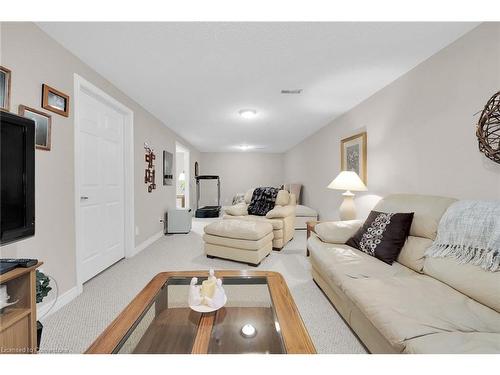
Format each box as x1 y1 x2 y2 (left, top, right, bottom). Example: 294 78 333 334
346 211 414 264
247 187 279 216
232 193 245 205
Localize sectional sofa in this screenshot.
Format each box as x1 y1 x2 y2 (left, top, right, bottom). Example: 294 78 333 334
308 194 500 353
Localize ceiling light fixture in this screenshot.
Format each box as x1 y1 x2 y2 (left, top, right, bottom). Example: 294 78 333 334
236 144 254 151
281 89 303 94
238 109 257 119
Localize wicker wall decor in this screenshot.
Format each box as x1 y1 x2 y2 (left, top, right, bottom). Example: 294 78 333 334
476 90 500 164
144 143 156 193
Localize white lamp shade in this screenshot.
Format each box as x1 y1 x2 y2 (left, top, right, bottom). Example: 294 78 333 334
178 172 186 181
327 171 367 191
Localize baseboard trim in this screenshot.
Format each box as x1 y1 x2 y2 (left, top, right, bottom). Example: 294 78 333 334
129 230 164 258
37 286 81 323
36 231 163 322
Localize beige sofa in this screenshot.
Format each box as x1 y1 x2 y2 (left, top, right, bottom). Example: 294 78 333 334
308 194 500 354
223 188 296 250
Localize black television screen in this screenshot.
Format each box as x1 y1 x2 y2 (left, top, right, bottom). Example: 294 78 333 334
0 111 35 245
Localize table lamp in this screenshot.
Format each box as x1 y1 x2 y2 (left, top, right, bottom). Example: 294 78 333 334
327 171 367 220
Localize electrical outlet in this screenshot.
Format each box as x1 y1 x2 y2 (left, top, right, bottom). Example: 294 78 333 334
135 226 140 236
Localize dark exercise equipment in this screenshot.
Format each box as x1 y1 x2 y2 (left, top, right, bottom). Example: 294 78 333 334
195 175 221 218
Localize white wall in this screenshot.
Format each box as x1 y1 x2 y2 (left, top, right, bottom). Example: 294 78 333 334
199 152 284 206
0 22 200 296
284 23 500 221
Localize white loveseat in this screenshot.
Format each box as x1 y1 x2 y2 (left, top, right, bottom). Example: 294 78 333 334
223 188 296 250
308 194 500 354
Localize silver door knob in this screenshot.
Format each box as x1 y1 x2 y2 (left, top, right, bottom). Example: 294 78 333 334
80 196 89 200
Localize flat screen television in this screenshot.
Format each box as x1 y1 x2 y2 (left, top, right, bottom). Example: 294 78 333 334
0 111 35 245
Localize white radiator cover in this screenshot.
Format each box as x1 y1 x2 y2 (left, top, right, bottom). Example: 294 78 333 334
166 209 192 234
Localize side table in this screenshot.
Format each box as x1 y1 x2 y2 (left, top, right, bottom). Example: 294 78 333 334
305 220 322 257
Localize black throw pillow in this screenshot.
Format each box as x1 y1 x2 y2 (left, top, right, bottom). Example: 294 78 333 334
346 211 414 265
247 187 279 216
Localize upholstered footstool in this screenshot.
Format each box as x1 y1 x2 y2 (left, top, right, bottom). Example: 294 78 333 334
203 220 274 266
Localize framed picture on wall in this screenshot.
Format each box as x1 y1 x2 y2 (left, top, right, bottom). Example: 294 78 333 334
341 131 367 184
19 105 52 151
163 150 173 186
0 66 12 112
42 84 70 117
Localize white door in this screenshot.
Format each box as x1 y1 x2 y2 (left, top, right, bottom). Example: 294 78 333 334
78 90 125 282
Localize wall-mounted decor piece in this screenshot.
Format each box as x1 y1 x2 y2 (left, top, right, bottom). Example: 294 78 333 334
194 161 199 177
19 105 52 151
163 150 173 186
42 84 70 117
476 91 500 164
341 131 367 184
0 66 12 112
144 143 156 193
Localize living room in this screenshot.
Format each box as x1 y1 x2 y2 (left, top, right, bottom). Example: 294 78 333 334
1 0 499 372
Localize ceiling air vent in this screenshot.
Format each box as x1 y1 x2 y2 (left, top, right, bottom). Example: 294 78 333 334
281 89 303 94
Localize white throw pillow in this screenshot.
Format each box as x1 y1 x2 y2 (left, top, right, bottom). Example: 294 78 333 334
224 203 248 216
315 220 363 244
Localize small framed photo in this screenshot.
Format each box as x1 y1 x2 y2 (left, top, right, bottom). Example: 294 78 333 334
0 66 12 112
42 84 70 117
341 131 367 184
19 105 52 151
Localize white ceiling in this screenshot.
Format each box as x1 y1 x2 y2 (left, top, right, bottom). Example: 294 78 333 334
38 22 478 153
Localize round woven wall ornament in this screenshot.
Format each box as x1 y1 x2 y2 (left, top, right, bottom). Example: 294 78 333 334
476 91 500 164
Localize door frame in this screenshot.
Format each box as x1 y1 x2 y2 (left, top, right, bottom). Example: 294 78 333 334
175 141 190 210
73 74 135 293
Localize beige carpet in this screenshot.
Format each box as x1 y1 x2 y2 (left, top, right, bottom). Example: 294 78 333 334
39 218 366 354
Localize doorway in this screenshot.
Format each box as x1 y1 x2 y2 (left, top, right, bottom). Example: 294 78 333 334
74 74 134 290
175 142 190 209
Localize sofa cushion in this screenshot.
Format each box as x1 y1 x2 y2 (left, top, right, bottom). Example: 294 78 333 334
374 194 457 240
315 220 362 244
346 211 414 264
424 256 500 313
397 236 433 273
308 235 415 284
308 235 500 352
223 214 284 230
204 220 272 241
404 332 500 354
224 203 248 216
295 204 318 217
343 274 500 352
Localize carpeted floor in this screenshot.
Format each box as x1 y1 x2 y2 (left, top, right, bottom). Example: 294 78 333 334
39 218 366 354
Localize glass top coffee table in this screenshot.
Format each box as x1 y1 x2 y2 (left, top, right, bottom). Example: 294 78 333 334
86 271 315 354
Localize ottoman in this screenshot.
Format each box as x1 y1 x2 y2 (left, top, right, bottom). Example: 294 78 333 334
203 220 274 266
295 204 319 230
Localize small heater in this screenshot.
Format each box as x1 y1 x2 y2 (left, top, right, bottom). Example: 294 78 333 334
165 209 192 234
